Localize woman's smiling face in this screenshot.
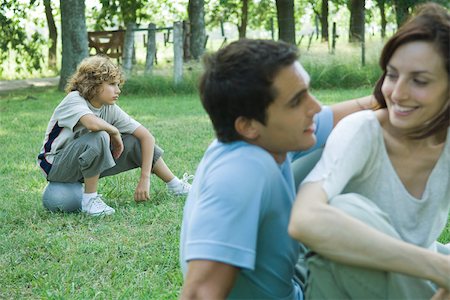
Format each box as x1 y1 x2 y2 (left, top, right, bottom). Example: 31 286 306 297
381 41 449 134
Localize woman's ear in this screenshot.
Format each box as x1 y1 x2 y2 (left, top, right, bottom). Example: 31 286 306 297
235 116 259 140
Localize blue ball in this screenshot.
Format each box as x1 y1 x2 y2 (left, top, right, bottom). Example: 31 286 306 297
42 182 83 212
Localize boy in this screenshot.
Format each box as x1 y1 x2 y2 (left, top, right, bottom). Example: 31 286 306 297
38 55 191 216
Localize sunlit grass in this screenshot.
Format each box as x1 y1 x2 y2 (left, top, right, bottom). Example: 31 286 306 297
0 76 448 298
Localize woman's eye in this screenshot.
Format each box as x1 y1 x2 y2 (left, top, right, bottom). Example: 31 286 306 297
386 73 398 79
414 79 428 85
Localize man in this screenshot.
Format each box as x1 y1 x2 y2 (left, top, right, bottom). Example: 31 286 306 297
180 39 373 299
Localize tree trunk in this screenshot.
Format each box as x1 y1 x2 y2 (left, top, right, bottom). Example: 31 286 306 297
238 0 249 39
393 0 412 27
348 0 365 43
44 0 57 71
378 0 386 38
276 0 296 45
320 0 329 42
188 0 206 60
59 0 88 91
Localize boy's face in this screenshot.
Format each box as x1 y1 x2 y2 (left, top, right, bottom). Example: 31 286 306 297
252 62 321 163
90 82 121 108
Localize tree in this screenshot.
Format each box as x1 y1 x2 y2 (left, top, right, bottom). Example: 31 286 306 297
238 0 249 38
43 0 58 71
207 0 250 39
188 0 206 59
308 0 329 42
0 0 44 76
59 0 88 91
392 0 414 26
348 0 365 42
375 0 387 38
276 0 296 44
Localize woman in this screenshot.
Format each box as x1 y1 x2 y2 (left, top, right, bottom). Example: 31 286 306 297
289 3 450 299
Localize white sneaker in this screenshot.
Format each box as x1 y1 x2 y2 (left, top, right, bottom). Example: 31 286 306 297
168 173 194 196
82 195 115 216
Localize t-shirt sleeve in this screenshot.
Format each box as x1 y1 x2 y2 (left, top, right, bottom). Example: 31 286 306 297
303 111 375 199
291 106 333 161
54 93 93 130
184 156 269 270
108 104 141 134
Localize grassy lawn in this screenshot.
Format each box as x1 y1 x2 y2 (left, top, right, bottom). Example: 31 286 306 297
0 86 448 298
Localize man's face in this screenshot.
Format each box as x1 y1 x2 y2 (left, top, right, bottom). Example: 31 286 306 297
253 62 321 163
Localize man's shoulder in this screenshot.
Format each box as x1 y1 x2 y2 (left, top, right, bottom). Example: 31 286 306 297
205 140 276 171
195 141 276 190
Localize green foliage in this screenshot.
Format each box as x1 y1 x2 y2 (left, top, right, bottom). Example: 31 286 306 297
206 0 276 32
121 72 200 96
92 0 188 30
304 59 382 89
0 0 45 76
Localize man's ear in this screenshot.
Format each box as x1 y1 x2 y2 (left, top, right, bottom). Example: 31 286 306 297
235 116 259 140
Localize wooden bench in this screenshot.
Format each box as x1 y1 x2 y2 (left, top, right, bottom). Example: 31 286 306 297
88 30 125 61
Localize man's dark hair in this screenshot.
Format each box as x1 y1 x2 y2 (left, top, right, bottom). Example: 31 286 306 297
199 39 299 142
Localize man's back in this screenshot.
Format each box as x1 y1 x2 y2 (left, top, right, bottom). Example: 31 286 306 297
180 139 302 299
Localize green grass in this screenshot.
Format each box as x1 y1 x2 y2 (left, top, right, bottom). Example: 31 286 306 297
0 86 449 299
0 88 212 299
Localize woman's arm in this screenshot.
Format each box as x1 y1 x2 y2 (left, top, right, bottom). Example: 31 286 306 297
330 95 377 127
288 182 450 289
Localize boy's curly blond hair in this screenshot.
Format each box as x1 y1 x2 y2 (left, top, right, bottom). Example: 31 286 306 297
65 55 125 101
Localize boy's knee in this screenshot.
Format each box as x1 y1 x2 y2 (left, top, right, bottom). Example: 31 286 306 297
84 131 111 153
91 131 110 144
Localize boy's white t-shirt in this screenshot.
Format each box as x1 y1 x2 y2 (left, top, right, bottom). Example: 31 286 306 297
38 91 140 175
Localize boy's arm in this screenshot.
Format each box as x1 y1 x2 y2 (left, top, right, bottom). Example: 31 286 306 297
330 95 376 126
132 125 155 202
288 182 450 290
181 260 238 300
79 113 123 159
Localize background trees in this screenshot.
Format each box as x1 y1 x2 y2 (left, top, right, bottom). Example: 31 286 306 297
188 0 206 59
43 0 58 71
1 0 447 81
58 0 88 90
0 0 45 77
348 0 365 42
276 0 296 44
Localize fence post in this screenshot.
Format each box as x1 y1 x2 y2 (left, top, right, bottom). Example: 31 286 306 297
123 22 135 74
173 21 183 84
145 23 156 74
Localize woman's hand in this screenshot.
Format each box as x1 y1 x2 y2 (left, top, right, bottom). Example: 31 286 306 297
431 288 450 300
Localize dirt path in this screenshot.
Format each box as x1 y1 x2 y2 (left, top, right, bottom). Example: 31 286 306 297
0 77 59 93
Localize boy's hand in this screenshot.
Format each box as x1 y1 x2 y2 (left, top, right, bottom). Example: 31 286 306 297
110 132 124 159
135 177 150 202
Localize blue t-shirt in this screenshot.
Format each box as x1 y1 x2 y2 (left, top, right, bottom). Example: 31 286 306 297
180 107 333 299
